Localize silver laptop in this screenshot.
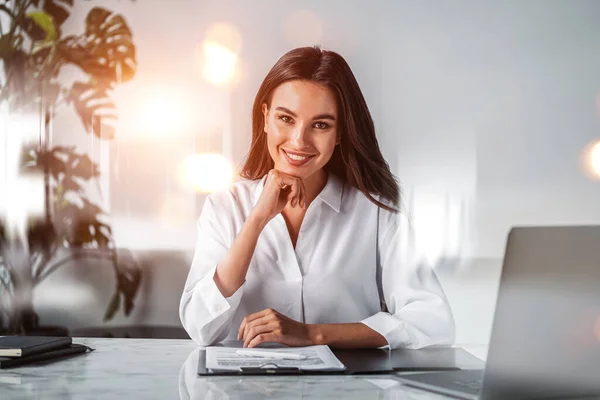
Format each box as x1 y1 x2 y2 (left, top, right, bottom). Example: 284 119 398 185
399 226 600 399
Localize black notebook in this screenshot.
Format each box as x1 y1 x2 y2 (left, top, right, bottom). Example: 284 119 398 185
0 344 93 369
0 336 72 357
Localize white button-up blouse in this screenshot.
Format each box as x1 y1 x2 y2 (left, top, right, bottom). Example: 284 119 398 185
179 173 455 349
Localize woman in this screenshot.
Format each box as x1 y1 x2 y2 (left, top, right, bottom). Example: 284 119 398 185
179 46 455 349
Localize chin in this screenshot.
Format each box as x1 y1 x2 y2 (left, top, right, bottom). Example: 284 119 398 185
275 164 308 178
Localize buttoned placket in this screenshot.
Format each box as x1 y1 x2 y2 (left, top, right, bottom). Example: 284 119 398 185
273 199 320 323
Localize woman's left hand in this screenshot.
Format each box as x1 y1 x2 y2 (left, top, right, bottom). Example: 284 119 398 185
238 308 314 348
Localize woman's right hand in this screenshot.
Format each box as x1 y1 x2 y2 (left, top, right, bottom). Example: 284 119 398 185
251 169 306 224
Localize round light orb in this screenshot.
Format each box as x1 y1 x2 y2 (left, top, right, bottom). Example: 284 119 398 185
178 153 233 193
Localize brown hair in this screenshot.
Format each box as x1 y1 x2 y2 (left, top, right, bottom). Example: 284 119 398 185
240 46 400 212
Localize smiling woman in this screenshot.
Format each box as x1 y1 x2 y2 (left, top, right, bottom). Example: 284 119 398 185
179 46 455 350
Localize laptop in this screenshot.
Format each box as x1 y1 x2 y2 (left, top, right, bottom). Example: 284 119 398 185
398 226 600 399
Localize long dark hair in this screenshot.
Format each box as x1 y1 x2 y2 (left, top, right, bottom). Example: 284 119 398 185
240 46 400 212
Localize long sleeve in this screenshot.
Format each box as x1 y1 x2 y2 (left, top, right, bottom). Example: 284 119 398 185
360 209 456 349
179 193 245 346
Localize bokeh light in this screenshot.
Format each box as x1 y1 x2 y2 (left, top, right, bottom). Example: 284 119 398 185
580 140 600 180
137 87 190 139
284 10 323 47
204 22 243 54
178 153 233 193
197 22 242 87
202 42 238 86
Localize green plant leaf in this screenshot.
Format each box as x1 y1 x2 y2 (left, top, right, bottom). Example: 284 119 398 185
66 152 100 180
0 32 13 57
31 146 100 182
65 81 117 139
57 40 112 78
26 11 56 42
27 220 58 260
84 7 137 82
68 220 95 247
103 291 120 321
43 0 73 27
59 176 82 193
94 222 111 248
119 267 141 316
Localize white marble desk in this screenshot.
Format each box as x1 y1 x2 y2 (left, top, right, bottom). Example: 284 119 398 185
0 338 487 400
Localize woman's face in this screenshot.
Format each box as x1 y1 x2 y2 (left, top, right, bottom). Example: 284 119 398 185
262 80 339 181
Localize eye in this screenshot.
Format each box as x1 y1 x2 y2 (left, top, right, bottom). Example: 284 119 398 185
278 115 293 123
313 121 330 130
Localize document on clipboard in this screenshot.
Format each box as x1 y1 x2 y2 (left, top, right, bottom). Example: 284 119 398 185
205 345 346 372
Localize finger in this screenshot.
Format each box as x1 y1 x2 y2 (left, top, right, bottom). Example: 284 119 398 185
282 175 303 209
248 333 279 348
239 309 275 340
243 320 276 348
238 316 247 340
278 175 301 207
242 314 271 344
238 311 263 340
287 183 299 207
242 312 278 343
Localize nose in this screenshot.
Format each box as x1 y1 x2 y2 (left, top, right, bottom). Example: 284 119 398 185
290 123 309 149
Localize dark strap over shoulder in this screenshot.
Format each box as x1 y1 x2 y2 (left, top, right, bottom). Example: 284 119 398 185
376 206 388 313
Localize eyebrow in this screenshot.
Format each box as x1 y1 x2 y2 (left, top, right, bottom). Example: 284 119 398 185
274 106 336 121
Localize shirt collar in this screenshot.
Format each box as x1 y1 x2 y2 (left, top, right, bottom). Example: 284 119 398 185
251 172 344 213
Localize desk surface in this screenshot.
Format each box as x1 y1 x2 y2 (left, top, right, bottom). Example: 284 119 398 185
0 338 487 400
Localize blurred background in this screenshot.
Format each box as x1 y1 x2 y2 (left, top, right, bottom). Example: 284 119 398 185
1 0 600 346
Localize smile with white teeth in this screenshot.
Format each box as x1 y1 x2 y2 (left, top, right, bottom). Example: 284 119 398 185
284 150 313 161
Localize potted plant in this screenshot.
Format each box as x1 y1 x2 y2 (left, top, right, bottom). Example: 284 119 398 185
0 0 142 335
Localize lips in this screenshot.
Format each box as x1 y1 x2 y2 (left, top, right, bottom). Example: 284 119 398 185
281 149 316 166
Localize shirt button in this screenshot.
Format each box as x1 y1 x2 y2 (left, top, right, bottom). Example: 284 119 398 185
214 304 222 313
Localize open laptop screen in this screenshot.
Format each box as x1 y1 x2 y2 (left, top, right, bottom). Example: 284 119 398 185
482 226 600 398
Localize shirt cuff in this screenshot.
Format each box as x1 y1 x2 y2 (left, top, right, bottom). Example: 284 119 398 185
197 265 245 319
360 311 408 349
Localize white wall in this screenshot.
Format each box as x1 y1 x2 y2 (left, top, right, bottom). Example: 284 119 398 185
37 0 600 344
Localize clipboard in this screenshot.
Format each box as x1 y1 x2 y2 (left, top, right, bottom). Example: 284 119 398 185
197 342 483 376
197 350 346 376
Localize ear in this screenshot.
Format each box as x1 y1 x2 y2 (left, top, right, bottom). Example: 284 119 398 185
261 103 269 131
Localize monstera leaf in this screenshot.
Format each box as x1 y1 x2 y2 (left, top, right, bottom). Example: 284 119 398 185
56 199 105 248
0 0 141 329
85 7 136 82
65 81 116 139
56 6 137 139
27 146 99 189
23 146 105 248
49 145 100 181
58 7 136 83
42 0 74 28
85 7 137 82
20 145 142 320
104 253 142 320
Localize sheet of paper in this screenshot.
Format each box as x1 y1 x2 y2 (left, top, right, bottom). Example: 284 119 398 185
205 345 346 372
